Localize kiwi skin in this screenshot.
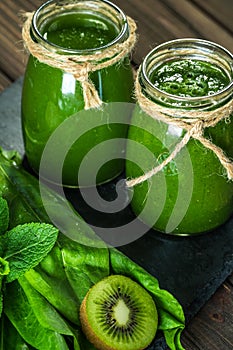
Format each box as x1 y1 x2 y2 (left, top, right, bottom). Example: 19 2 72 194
80 293 115 350
80 275 158 350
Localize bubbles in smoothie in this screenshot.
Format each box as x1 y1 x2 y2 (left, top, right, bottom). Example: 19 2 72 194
151 59 230 97
43 13 118 50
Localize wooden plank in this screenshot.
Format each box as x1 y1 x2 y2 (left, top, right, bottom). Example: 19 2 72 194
1 0 232 78
182 281 233 350
192 0 233 34
114 0 201 64
13 0 42 12
0 0 199 77
0 15 27 80
0 1 28 82
0 0 42 83
163 0 233 52
0 72 11 93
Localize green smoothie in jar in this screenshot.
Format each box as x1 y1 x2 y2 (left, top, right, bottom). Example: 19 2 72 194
21 0 136 187
126 39 233 235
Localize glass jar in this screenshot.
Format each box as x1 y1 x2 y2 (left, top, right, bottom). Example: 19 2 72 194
21 0 135 187
126 39 233 235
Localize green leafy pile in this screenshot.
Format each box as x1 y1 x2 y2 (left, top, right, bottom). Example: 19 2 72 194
0 148 185 350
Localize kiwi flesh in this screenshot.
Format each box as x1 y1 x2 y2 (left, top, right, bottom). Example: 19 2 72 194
80 275 158 350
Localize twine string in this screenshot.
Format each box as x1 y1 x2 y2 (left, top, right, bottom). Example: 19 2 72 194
21 11 137 110
126 70 233 188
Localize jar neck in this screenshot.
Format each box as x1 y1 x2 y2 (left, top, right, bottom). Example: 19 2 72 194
31 0 129 55
140 39 233 110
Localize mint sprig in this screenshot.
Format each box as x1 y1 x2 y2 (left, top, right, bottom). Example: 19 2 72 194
0 197 59 318
1 222 59 283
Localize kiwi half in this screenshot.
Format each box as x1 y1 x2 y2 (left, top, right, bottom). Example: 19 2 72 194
80 275 158 350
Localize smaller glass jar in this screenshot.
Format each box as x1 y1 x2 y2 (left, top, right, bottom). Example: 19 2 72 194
21 0 135 187
126 39 233 235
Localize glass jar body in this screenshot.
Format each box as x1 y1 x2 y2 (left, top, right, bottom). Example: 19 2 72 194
21 0 134 187
127 105 233 235
126 39 233 235
22 56 134 187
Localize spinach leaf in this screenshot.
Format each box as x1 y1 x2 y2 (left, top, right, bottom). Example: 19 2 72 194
59 235 109 284
109 248 185 350
1 223 58 283
0 314 33 350
24 266 80 326
0 197 9 235
0 150 38 226
64 266 93 306
0 149 104 248
4 280 70 350
59 234 109 305
39 244 67 280
18 276 77 337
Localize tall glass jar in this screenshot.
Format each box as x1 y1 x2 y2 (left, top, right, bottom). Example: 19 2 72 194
21 0 136 187
126 39 233 235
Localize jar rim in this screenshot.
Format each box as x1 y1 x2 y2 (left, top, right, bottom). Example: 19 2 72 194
141 38 233 105
32 0 129 54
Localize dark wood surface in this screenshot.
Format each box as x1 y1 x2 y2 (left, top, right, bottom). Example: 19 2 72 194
0 1 233 349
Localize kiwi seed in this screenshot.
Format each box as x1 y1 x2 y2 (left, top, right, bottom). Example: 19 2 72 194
80 275 158 350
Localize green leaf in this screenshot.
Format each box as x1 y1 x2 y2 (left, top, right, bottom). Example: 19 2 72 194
0 314 33 350
0 149 105 248
0 148 22 166
4 280 70 350
18 276 76 336
0 257 10 277
0 150 50 226
24 267 80 326
40 245 67 280
64 265 93 305
0 197 9 235
59 234 109 284
2 223 58 283
27 243 81 325
58 234 109 307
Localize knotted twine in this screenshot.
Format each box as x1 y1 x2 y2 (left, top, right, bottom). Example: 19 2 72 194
22 11 137 110
126 69 233 188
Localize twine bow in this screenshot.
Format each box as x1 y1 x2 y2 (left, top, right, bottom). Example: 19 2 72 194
22 11 137 110
126 70 233 188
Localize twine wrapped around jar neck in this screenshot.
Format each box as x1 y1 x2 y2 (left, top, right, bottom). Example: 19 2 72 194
126 69 233 188
22 11 137 110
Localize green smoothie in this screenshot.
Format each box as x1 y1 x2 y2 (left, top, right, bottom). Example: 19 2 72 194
126 56 233 235
22 9 134 187
42 13 118 50
151 59 229 97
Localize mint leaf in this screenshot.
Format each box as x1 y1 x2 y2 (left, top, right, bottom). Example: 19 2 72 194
0 197 9 235
2 223 58 283
0 257 10 277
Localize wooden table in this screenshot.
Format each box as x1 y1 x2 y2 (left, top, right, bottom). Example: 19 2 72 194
0 1 233 349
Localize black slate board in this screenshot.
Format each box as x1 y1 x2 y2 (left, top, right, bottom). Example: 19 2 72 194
1 78 233 349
